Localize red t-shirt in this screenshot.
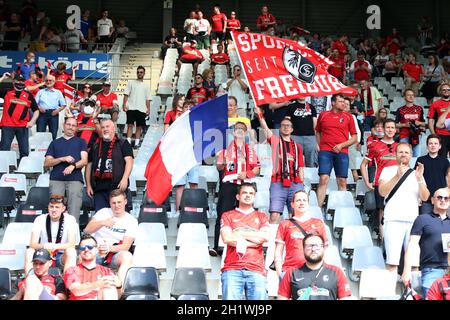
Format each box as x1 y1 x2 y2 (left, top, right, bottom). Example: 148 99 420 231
328 56 345 79
186 86 211 105
18 274 65 297
181 46 204 61
352 60 371 81
96 92 118 109
164 109 182 126
426 275 450 300
331 40 348 58
0 90 38 127
256 13 276 31
220 208 269 275
64 264 114 300
395 105 425 139
386 35 401 54
267 135 304 183
211 53 229 64
365 140 398 186
211 13 227 32
315 111 357 153
428 99 450 136
25 79 40 97
403 63 423 82
366 135 381 167
226 19 241 30
275 217 328 271
51 71 72 91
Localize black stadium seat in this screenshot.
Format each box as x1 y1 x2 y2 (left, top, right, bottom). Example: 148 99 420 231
125 294 159 300
14 203 44 223
0 268 11 300
26 187 50 209
121 267 160 300
170 267 208 300
138 201 168 228
177 189 209 228
0 186 16 227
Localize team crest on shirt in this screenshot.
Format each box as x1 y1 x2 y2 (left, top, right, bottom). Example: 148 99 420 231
226 162 235 172
282 47 316 84
339 118 345 124
290 231 305 239
323 275 329 282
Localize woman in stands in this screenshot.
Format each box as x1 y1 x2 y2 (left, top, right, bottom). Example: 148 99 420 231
164 94 185 132
422 54 446 104
375 107 389 122
70 83 97 117
202 68 217 99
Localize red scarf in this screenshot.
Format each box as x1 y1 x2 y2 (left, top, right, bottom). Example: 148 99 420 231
273 137 300 183
360 87 374 116
94 135 117 180
222 140 257 182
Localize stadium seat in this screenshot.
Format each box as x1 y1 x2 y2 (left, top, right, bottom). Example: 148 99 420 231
308 190 319 206
175 223 209 249
134 223 167 248
0 174 27 199
177 294 209 300
332 207 363 238
266 269 280 298
26 187 50 209
326 191 355 219
125 294 159 300
359 269 397 299
0 158 8 175
341 225 373 259
0 268 11 300
350 246 385 281
0 244 26 271
308 206 324 220
122 267 160 299
2 222 34 246
176 244 211 271
254 189 270 211
323 245 344 271
14 203 45 223
177 189 209 228
0 151 17 171
324 224 333 246
170 267 208 299
355 180 369 202
35 173 50 187
138 201 168 228
132 244 166 272
0 186 16 227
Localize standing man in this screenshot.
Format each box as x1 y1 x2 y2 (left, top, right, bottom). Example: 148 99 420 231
278 234 352 300
194 11 211 50
122 66 151 149
25 195 78 274
15 51 43 80
44 117 88 223
226 65 248 117
256 5 276 33
359 79 383 131
428 83 450 157
403 53 424 96
255 109 305 224
0 74 39 159
64 235 121 300
210 5 227 47
35 74 66 140
402 188 450 297
97 9 114 52
96 81 119 122
378 143 430 276
331 35 349 59
85 119 134 212
328 49 346 82
84 190 138 285
210 122 260 257
350 51 372 82
315 93 358 207
415 135 450 214
220 183 270 300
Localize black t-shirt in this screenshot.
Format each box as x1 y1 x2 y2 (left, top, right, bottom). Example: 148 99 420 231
88 138 133 191
273 103 291 126
415 154 450 202
286 101 317 136
4 21 21 41
164 35 180 47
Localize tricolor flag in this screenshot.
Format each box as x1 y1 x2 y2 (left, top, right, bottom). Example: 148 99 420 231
145 95 228 205
230 31 357 106
63 83 82 106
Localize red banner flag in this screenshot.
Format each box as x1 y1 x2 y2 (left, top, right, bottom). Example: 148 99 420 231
230 31 357 106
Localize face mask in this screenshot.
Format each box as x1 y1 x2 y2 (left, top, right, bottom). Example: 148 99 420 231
356 115 364 121
375 131 385 138
84 106 94 115
14 82 25 91
29 58 35 64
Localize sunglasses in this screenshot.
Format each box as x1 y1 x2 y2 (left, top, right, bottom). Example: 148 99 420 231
442 89 450 92
137 71 145 74
49 197 64 203
436 195 450 202
79 245 96 251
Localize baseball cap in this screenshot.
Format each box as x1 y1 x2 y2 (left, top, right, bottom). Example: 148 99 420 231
14 74 25 81
32 249 52 263
102 80 111 86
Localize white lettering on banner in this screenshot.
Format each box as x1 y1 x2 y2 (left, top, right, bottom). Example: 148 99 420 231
279 75 299 96
253 80 266 100
39 57 108 73
366 5 381 30
0 56 12 68
237 33 285 52
66 5 81 30
265 77 286 99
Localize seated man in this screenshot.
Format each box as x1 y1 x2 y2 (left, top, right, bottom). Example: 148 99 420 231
177 40 204 76
26 195 78 274
10 249 67 300
84 189 138 284
64 235 121 300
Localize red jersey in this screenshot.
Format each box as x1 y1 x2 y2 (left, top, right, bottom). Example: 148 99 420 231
403 63 423 82
64 264 114 300
331 40 348 58
256 13 276 31
96 92 118 109
218 141 260 184
365 140 398 186
315 111 357 153
210 13 227 32
267 135 304 183
428 99 450 136
395 105 425 139
275 217 328 271
426 275 450 300
186 86 211 105
25 79 40 97
180 46 203 61
226 19 241 30
221 208 269 275
328 56 345 79
0 90 38 127
352 60 371 81
164 109 182 126
211 53 229 64
386 35 401 54
51 71 72 91
77 113 96 146
366 135 381 167
18 274 66 297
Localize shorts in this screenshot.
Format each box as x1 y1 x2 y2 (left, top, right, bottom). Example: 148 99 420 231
54 250 64 269
126 110 147 127
318 151 349 178
179 57 201 65
348 145 360 170
210 31 224 42
39 287 56 300
175 165 200 186
383 220 413 266
374 186 385 209
96 252 120 269
100 106 119 117
269 182 304 214
99 35 111 44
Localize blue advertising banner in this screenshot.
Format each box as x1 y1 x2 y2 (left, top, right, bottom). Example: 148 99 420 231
0 51 111 78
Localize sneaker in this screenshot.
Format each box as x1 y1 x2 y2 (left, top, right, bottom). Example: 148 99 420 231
208 248 218 257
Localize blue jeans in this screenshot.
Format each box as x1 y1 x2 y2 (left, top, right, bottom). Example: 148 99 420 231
269 182 304 214
421 267 446 298
318 151 349 177
399 137 420 157
0 126 29 159
37 110 59 140
221 269 267 300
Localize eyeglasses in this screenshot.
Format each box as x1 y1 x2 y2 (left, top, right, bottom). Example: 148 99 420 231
436 195 450 202
305 244 324 250
442 89 450 92
79 245 96 251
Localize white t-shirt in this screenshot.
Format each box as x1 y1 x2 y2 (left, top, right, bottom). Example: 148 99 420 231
194 19 210 33
305 95 332 115
184 18 196 35
97 18 113 36
228 78 248 110
124 80 151 113
32 213 77 244
91 208 138 246
378 165 420 222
